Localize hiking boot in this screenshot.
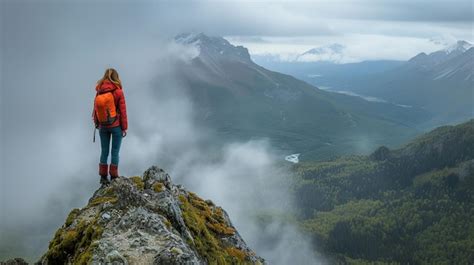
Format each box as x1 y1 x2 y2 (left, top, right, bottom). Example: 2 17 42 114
110 164 119 180
100 175 110 186
99 163 109 185
99 163 108 177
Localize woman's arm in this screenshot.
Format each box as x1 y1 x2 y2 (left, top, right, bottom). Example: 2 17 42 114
117 89 128 132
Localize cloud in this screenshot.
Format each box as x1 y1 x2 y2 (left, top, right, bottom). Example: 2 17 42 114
149 0 473 40
283 0 473 23
229 34 455 62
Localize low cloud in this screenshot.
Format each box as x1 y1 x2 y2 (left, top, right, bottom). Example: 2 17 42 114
1 2 321 263
230 34 457 63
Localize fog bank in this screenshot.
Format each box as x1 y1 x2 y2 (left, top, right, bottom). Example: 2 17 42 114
1 1 322 263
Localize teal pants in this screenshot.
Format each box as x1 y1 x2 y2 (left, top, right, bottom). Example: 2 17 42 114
99 126 122 165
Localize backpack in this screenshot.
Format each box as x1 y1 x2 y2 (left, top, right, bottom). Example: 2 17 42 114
95 91 117 125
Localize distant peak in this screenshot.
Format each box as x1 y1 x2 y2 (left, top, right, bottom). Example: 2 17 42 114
297 43 347 63
175 32 228 46
408 52 428 62
174 32 252 63
444 40 473 54
302 43 345 55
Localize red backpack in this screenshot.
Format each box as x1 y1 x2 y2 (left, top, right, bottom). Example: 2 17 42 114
95 92 117 125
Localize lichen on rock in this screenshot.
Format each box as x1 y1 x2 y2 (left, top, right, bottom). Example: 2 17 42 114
38 166 264 265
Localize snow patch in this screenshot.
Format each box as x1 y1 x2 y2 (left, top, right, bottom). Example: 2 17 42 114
444 40 473 54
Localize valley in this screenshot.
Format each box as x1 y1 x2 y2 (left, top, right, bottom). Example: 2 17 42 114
174 33 432 162
256 41 474 130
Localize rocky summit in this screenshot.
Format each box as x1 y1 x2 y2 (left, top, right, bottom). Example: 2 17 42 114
38 166 264 265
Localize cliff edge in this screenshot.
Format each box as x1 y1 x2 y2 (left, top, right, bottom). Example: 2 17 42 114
38 166 264 264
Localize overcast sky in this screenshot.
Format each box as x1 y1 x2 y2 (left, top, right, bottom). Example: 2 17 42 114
0 0 472 261
151 0 473 61
2 0 472 61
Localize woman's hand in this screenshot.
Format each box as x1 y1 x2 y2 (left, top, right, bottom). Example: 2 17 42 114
122 130 127 137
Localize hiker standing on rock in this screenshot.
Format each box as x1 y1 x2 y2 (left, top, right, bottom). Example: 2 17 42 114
93 68 128 185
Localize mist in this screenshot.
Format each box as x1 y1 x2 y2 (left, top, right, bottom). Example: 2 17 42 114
1 1 321 263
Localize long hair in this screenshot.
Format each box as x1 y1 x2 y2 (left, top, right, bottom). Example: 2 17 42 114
97 68 122 88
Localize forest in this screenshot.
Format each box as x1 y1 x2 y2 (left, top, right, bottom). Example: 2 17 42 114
294 120 474 264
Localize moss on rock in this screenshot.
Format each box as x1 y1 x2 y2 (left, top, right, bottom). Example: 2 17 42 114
178 193 251 264
153 182 164 193
130 176 144 190
65 208 81 227
89 196 118 206
226 247 248 262
43 217 103 264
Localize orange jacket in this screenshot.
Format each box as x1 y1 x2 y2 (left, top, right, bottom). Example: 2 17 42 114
93 80 128 131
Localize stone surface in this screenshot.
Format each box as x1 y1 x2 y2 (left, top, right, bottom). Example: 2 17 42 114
0 258 28 265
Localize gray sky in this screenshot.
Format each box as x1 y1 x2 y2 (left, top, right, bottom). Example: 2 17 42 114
0 0 472 262
151 0 473 61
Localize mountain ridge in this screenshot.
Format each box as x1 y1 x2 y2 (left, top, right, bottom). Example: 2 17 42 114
174 33 428 161
257 39 473 127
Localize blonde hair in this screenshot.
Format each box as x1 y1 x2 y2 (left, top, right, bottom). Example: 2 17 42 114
97 68 122 88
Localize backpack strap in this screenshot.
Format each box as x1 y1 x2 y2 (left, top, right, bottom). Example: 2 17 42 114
112 89 121 115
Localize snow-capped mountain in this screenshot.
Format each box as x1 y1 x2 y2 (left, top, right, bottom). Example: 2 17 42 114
296 43 347 63
406 40 474 81
430 45 474 81
330 40 473 126
175 32 251 63
175 33 253 77
254 38 472 127
444 40 473 54
409 40 473 69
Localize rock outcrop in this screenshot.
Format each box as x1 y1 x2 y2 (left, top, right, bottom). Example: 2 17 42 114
39 166 264 264
0 258 29 265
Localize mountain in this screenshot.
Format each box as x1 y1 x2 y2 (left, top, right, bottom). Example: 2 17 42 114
36 166 264 264
294 119 474 264
404 40 473 82
252 58 404 90
334 41 474 126
174 33 429 161
409 40 473 70
257 40 473 127
296 43 347 63
253 43 404 88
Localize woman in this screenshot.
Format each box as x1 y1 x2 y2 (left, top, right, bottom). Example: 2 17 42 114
93 68 128 185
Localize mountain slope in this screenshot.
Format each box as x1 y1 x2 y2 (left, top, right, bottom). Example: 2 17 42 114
174 33 429 160
294 119 474 264
345 41 474 126
257 40 473 128
38 166 264 264
252 58 404 89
